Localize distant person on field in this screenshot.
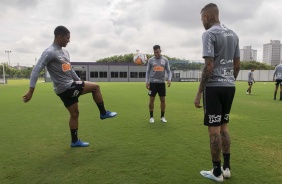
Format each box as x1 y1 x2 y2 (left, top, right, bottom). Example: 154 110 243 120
194 3 240 182
273 63 282 100
23 25 117 147
246 68 255 95
146 45 172 123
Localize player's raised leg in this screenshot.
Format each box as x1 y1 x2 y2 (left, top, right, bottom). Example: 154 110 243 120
82 81 117 119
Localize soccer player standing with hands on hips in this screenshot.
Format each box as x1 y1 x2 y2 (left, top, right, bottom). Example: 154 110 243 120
23 26 117 147
194 3 240 182
146 45 172 123
273 63 282 100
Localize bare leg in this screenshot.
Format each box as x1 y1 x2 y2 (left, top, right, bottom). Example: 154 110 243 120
67 102 79 129
208 126 222 162
149 96 155 112
82 81 103 103
220 123 230 154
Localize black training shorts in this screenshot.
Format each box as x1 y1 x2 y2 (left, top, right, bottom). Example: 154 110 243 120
248 82 253 85
57 81 84 108
203 86 235 126
275 79 282 86
148 83 166 97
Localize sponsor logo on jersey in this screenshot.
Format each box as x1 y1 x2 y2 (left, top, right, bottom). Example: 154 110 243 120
62 63 71 72
221 67 234 77
153 66 164 72
220 59 233 65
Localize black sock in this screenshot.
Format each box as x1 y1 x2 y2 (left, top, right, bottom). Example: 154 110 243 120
274 91 277 99
246 89 249 92
70 129 78 143
161 111 165 118
150 111 153 118
212 161 222 177
223 153 231 170
280 92 282 100
96 101 107 115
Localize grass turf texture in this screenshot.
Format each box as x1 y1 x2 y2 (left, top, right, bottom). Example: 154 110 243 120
0 80 281 184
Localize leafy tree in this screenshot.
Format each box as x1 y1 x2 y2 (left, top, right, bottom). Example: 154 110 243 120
240 61 275 70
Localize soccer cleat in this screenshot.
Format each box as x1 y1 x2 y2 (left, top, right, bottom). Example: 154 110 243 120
100 110 117 120
200 170 223 182
221 167 231 179
149 117 154 123
246 92 249 95
160 117 167 123
71 140 89 147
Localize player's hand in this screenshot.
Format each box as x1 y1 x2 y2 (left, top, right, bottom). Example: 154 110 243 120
23 90 34 103
194 92 202 108
146 83 150 90
167 80 171 87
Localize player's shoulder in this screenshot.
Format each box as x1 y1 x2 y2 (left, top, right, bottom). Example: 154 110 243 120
148 56 155 62
161 56 169 61
43 44 57 55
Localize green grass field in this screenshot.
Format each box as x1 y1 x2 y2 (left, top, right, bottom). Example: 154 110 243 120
1 80 281 184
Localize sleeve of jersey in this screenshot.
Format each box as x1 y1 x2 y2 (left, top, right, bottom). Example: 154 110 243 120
202 32 214 58
145 60 151 83
71 69 81 81
234 36 240 58
30 51 52 88
166 60 172 81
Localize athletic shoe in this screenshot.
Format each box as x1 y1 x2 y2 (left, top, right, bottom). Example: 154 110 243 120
100 110 117 120
71 140 89 147
160 117 167 123
221 167 231 178
246 92 249 94
150 117 154 123
200 170 223 182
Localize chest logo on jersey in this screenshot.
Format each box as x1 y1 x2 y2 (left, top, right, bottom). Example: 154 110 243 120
62 63 71 72
153 66 164 72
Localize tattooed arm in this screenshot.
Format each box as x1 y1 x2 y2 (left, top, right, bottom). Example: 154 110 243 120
233 57 240 80
194 57 214 108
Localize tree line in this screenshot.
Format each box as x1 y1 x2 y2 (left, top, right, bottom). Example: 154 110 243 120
0 63 44 78
97 53 275 70
0 57 275 79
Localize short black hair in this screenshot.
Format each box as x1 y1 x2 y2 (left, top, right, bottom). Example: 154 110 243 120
201 3 218 13
153 45 161 50
54 26 70 37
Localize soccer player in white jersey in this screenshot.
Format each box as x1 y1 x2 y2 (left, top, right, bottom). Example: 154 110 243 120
146 45 172 123
194 3 240 182
23 26 117 147
246 68 255 95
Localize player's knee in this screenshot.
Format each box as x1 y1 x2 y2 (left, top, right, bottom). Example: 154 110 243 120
70 110 79 119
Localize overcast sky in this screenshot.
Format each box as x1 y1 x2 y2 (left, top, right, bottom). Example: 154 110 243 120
0 0 281 66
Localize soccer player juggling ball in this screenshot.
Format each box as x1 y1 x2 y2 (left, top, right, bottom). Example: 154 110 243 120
23 26 117 147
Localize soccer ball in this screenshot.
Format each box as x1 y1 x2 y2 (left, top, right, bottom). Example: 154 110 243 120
133 50 147 65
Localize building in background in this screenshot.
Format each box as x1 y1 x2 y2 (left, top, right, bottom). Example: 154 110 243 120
240 46 257 61
263 40 282 66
